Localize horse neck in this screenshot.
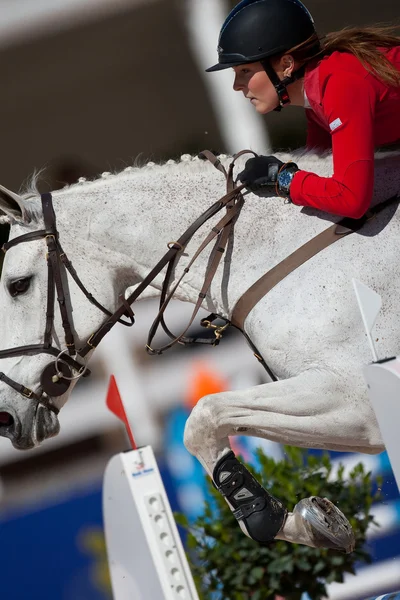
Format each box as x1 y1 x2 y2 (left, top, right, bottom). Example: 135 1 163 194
51 162 238 311
50 150 400 318
49 157 317 319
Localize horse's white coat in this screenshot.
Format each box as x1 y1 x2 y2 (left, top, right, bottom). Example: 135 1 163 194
0 150 399 546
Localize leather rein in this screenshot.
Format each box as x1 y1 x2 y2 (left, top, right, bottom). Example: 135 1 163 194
0 150 398 410
0 151 249 410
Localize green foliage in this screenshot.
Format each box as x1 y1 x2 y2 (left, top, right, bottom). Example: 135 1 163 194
175 446 382 600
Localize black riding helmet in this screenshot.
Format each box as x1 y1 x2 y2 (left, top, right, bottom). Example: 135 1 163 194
206 0 319 110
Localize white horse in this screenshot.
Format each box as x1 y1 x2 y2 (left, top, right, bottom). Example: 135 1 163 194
0 150 399 552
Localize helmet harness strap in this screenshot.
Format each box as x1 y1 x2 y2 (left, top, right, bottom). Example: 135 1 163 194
261 60 306 112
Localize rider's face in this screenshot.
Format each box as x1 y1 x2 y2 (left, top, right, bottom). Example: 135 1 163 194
232 61 279 113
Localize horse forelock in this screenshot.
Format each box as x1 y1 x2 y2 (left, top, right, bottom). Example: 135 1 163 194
0 169 46 226
0 213 10 225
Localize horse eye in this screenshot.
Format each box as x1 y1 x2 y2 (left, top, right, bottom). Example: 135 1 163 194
8 277 32 297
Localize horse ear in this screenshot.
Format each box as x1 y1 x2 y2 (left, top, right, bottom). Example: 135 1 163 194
0 184 28 222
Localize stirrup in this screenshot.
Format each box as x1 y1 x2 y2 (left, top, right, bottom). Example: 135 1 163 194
213 451 287 544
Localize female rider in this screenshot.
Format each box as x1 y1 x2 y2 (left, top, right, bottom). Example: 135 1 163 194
203 0 400 551
207 0 400 219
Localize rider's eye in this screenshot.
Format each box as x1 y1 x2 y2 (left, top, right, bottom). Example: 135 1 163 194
8 277 32 297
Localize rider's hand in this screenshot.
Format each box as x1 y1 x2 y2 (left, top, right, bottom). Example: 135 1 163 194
237 155 284 197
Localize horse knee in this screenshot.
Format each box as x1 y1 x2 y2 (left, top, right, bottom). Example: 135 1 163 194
183 395 220 455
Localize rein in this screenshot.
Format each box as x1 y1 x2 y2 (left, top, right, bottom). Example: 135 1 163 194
0 151 250 407
0 150 398 408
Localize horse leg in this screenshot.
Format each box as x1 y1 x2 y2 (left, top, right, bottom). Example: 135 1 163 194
183 369 373 552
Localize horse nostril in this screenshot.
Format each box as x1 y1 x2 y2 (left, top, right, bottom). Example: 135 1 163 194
0 412 14 429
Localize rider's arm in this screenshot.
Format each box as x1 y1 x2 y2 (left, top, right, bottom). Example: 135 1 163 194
290 71 378 218
305 110 332 151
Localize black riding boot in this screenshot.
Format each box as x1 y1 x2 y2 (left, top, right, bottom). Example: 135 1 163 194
213 451 287 544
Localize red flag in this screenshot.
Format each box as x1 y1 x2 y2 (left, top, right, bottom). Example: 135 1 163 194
106 374 137 449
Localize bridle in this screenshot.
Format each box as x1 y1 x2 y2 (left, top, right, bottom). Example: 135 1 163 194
0 192 137 412
0 151 250 412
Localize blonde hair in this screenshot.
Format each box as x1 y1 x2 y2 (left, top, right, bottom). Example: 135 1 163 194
286 26 400 87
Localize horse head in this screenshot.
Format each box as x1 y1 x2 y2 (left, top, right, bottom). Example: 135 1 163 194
0 186 59 448
0 179 138 450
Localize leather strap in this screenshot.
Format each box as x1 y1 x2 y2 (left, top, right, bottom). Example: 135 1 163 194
0 372 38 400
0 343 88 372
78 152 253 358
146 200 243 353
146 166 245 353
44 239 55 347
3 229 48 251
59 248 134 326
154 149 255 349
43 193 76 354
231 194 400 330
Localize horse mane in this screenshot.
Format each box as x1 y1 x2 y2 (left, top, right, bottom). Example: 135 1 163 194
0 147 397 226
45 149 319 193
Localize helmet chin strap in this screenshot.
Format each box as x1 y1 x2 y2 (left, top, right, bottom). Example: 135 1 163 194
261 60 305 112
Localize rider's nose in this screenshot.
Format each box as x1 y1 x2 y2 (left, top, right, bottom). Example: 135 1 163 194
233 75 243 92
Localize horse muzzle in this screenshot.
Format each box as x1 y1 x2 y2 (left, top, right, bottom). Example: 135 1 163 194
0 401 60 450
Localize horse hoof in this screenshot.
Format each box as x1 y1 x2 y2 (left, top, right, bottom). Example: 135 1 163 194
293 497 356 553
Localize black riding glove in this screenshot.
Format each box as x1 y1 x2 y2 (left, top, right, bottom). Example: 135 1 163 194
237 155 299 200
237 155 283 197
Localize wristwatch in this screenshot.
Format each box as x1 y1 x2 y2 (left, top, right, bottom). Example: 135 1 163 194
277 162 299 201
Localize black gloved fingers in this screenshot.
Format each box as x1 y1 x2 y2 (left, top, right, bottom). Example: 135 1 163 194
266 162 280 183
237 168 248 184
250 176 274 190
238 155 284 184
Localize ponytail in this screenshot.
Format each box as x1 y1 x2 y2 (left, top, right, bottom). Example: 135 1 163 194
287 26 400 87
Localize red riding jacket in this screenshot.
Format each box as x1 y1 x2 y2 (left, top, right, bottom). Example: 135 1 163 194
290 47 400 218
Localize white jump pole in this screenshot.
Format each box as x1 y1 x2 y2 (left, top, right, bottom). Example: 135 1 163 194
102 376 200 600
183 0 271 154
353 279 400 492
363 357 400 493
